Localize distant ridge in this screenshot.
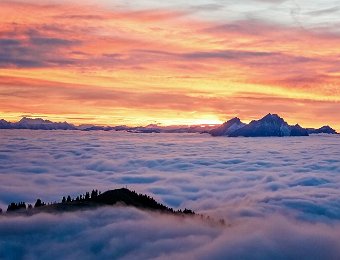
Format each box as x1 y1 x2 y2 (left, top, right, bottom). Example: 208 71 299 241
0 115 337 136
0 117 216 133
0 117 76 130
307 126 337 135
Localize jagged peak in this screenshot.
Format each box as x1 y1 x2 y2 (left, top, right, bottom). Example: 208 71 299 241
260 113 285 123
19 117 48 123
225 117 242 124
262 113 281 119
319 125 332 129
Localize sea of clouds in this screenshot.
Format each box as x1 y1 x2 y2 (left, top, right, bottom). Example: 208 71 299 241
0 130 340 259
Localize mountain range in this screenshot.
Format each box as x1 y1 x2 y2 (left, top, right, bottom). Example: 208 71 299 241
210 114 337 137
0 117 215 133
0 117 76 130
0 114 338 137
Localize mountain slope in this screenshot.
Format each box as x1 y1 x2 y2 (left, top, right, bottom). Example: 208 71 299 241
0 119 11 129
210 117 246 136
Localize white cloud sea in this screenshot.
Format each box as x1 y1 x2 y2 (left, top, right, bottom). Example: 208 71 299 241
0 130 339 259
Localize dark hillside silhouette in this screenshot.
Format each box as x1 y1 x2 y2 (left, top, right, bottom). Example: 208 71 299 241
3 189 225 225
94 188 171 211
4 188 195 216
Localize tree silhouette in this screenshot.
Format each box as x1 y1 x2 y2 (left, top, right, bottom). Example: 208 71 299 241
7 203 17 211
34 199 45 208
85 192 90 201
19 202 26 210
7 202 26 212
183 208 195 215
91 189 98 199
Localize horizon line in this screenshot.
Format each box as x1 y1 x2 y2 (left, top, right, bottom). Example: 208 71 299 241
1 114 338 131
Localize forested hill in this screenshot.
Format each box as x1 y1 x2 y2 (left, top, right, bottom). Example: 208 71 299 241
3 188 196 216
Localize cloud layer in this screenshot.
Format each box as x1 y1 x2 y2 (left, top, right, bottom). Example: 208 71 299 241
0 131 340 258
1 207 340 260
1 131 339 219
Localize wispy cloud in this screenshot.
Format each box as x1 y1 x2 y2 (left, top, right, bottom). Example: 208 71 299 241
0 0 339 127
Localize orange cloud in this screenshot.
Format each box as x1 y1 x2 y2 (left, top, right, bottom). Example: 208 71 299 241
0 1 339 129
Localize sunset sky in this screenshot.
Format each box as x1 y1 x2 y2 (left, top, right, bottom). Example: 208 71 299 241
0 0 339 129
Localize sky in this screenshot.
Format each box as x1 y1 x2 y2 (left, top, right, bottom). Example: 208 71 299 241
0 0 339 129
